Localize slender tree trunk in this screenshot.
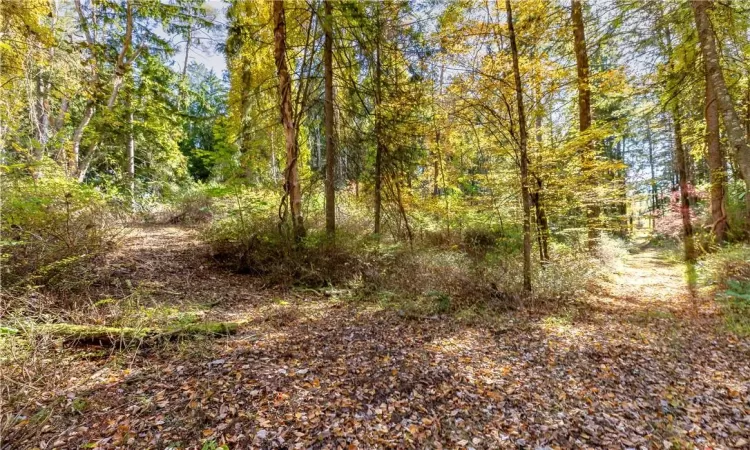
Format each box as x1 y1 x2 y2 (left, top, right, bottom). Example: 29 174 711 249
705 67 728 243
646 117 657 228
692 0 750 232
432 68 444 197
179 5 192 108
273 0 304 239
571 0 599 249
373 12 384 236
72 0 137 181
506 0 532 293
323 0 336 235
34 74 49 158
533 112 549 261
674 107 696 262
127 94 135 204
617 138 628 237
70 102 95 175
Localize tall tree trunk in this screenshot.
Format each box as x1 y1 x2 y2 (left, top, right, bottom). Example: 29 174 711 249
127 93 135 205
323 0 336 235
692 0 750 233
373 11 384 236
617 138 628 237
70 102 95 176
705 67 728 243
273 0 304 239
433 67 445 198
674 107 696 262
179 3 192 108
646 116 657 228
72 0 138 181
571 0 599 249
34 73 50 160
533 111 549 261
506 0 532 293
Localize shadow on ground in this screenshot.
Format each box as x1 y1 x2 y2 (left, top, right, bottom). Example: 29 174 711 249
4 226 748 449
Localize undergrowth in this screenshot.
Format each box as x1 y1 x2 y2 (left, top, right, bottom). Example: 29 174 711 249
1 162 121 305
701 245 750 335
201 186 594 314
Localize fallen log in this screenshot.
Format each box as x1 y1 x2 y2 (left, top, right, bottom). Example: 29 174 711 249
29 322 239 347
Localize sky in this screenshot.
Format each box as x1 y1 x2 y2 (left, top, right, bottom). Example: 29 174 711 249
170 0 228 76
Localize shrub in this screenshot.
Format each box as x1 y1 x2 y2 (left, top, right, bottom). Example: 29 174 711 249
167 185 215 224
702 244 750 287
700 244 750 335
202 188 591 311
0 163 119 300
717 279 750 336
136 183 218 224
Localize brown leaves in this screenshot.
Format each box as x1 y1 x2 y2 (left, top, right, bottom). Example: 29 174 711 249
6 229 749 449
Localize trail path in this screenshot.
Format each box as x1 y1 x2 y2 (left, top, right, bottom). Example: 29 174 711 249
5 226 749 449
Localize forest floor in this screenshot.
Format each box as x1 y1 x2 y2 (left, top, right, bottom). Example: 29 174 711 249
3 225 749 449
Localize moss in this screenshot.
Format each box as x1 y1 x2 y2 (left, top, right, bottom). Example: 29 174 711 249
30 321 239 347
0 326 20 335
36 324 151 345
164 322 239 337
71 397 88 414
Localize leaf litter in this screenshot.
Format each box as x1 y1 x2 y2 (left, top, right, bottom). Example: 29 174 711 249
3 226 748 449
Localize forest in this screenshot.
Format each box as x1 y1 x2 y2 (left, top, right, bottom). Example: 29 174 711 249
1 0 749 448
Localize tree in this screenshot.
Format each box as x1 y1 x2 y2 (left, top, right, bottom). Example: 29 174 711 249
373 3 385 236
692 0 750 234
506 0 532 293
273 0 304 240
571 0 599 249
71 0 143 181
323 0 335 235
705 65 728 243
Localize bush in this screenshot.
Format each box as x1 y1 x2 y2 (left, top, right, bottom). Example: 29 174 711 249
205 211 374 287
136 183 218 224
166 185 215 224
203 191 590 310
700 244 750 335
0 163 119 299
717 280 750 336
702 244 750 287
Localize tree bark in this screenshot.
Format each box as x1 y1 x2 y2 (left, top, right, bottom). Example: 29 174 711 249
70 102 95 176
273 0 304 239
373 8 384 236
127 94 136 204
72 0 138 181
571 0 599 249
674 107 696 262
506 0 532 293
705 67 728 243
323 0 336 235
646 116 657 228
692 0 750 232
532 111 549 261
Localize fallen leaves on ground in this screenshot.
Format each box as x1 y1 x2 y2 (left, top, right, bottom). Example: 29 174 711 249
3 226 748 449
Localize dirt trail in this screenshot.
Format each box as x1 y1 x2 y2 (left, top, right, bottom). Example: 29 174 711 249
4 226 749 449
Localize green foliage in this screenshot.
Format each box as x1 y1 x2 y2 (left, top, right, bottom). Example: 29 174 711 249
699 244 750 335
179 62 230 181
717 280 750 336
726 180 748 240
201 188 591 309
0 163 120 297
201 440 229 450
701 244 750 287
